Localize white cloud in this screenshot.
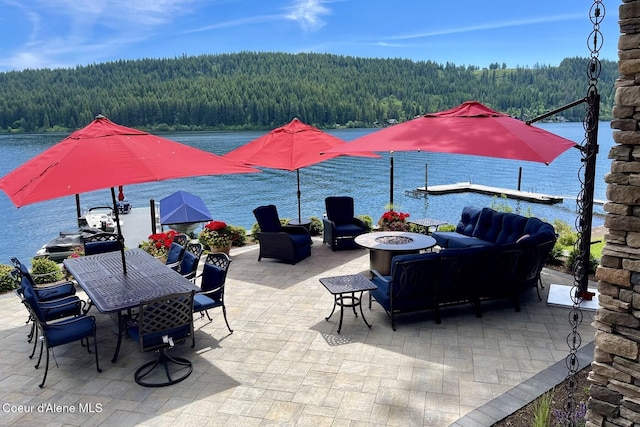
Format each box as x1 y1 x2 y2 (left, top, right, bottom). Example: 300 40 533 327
284 0 331 31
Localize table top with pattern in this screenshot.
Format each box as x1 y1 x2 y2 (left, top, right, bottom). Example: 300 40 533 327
407 218 448 229
354 231 436 251
319 274 377 295
63 248 199 313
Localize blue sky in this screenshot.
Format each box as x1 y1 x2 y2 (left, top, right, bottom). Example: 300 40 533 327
0 0 619 72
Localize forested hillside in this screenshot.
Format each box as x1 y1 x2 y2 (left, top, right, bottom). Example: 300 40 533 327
0 52 617 133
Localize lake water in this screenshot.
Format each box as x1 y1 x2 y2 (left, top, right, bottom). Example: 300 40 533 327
0 122 614 266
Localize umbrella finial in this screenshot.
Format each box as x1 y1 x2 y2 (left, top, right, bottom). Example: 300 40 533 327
95 114 106 119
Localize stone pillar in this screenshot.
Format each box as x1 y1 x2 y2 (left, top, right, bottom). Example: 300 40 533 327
588 1 640 425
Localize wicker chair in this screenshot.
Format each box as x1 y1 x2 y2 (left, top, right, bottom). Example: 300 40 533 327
252 205 312 264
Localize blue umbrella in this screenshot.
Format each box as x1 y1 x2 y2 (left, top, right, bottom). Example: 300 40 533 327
159 191 213 229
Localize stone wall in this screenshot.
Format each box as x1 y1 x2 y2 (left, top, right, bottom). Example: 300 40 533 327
588 1 640 425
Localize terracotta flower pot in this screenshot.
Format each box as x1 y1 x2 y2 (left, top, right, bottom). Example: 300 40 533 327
209 243 231 255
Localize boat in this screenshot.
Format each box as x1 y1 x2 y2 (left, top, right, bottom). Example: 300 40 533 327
79 206 117 232
34 227 104 263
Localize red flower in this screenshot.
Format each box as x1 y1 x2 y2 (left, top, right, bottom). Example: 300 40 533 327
205 221 228 231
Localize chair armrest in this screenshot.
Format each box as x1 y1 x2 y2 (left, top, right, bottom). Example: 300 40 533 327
165 260 180 270
352 218 367 229
322 218 336 228
371 270 390 282
282 225 310 235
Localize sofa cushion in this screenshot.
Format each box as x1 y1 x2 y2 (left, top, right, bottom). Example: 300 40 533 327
520 218 556 245
433 232 496 249
456 206 482 236
472 208 505 243
495 213 528 244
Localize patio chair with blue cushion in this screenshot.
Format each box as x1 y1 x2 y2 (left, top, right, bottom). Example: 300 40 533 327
253 204 312 264
165 234 188 270
178 242 203 281
11 257 76 301
127 291 195 387
322 196 368 251
83 232 122 255
193 253 233 333
13 269 85 358
22 285 100 388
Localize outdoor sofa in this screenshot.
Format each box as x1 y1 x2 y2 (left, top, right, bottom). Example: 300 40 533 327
369 206 557 329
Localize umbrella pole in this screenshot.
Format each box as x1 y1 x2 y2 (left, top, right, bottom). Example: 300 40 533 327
75 194 81 225
111 187 127 274
297 169 302 223
389 154 394 210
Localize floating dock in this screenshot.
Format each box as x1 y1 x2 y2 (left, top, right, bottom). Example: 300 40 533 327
411 182 564 204
120 206 161 249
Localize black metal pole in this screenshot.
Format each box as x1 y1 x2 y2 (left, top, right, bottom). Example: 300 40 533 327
297 169 302 223
75 194 81 225
577 93 599 299
111 187 127 275
389 154 394 210
150 199 157 235
425 163 428 191
517 167 522 191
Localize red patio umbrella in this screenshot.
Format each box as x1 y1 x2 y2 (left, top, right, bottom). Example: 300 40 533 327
223 118 379 223
0 115 259 272
325 101 577 164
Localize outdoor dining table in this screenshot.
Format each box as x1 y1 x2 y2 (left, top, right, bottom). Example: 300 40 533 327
63 247 200 363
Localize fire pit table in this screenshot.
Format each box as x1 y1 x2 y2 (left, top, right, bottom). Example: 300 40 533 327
354 231 436 275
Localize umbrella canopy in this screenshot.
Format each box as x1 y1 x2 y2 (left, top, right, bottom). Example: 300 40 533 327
0 115 259 273
0 115 258 207
325 101 577 165
224 118 379 222
160 190 213 226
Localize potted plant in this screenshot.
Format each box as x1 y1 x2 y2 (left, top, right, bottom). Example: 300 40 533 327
139 229 179 262
377 211 411 231
199 221 233 254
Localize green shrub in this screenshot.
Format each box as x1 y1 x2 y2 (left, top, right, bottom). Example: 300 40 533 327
567 248 599 275
0 264 17 293
30 258 63 284
357 214 374 231
437 224 456 232
309 216 323 236
490 195 514 213
228 225 247 247
547 245 565 266
554 219 577 246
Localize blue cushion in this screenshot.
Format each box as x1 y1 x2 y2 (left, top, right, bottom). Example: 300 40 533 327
254 205 282 233
289 233 311 247
370 276 391 308
456 206 482 236
326 197 355 225
472 208 504 243
46 316 95 347
128 324 190 349
39 298 81 320
166 243 184 265
200 263 225 295
495 214 528 244
520 219 556 245
179 251 198 275
433 231 496 248
84 240 121 255
334 223 365 236
193 294 221 311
